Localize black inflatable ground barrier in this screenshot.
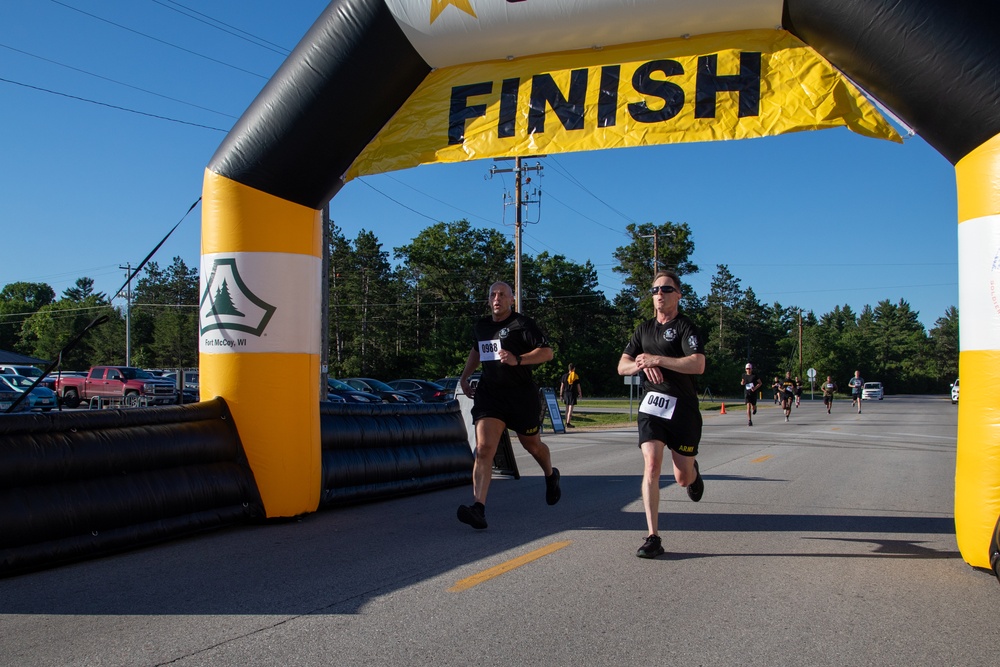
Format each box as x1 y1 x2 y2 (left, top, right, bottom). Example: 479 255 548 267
0 399 262 577
0 398 472 576
319 400 472 507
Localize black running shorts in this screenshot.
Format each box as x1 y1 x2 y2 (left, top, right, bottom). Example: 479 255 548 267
472 381 542 436
637 400 702 457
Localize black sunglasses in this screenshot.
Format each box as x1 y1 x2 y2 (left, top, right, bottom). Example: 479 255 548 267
650 285 677 295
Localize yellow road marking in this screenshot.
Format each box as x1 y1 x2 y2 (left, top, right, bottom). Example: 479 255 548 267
751 454 773 463
448 540 572 592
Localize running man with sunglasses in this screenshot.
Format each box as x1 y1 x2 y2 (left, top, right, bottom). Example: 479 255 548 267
618 270 706 559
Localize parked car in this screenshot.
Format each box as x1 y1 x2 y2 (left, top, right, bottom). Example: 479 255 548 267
40 370 87 390
342 377 421 403
327 378 383 403
387 379 450 402
435 374 480 400
0 373 57 411
0 384 30 413
160 370 200 403
160 370 199 388
951 379 959 404
54 366 177 408
861 381 884 400
0 365 44 380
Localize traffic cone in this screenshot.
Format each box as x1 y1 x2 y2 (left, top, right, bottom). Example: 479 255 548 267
720 402 726 414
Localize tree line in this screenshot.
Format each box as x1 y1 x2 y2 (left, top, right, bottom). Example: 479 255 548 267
0 220 958 397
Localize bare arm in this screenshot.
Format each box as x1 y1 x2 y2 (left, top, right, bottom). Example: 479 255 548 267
498 345 553 367
459 347 480 397
619 352 705 384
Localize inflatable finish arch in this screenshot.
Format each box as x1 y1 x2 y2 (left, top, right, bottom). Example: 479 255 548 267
201 0 1000 568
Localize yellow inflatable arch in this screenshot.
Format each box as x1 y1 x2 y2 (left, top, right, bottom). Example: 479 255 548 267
201 0 1000 569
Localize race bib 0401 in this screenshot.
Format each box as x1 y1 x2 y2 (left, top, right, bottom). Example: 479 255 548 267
639 391 677 420
478 339 502 361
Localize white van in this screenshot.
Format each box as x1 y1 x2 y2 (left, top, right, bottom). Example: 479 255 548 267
861 381 884 400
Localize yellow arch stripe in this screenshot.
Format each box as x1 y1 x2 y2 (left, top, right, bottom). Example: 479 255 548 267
956 133 1000 223
202 169 322 255
200 352 322 517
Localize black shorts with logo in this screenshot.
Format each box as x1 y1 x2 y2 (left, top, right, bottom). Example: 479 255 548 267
636 397 702 457
472 381 542 436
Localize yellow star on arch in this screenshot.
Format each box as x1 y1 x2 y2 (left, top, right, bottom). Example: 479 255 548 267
430 0 477 24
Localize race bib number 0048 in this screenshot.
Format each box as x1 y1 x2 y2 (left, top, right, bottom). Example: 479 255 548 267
639 391 677 420
479 339 502 362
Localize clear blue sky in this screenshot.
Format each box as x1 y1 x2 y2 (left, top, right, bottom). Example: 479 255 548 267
2 1 958 331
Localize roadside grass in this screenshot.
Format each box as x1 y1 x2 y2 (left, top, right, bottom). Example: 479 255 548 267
566 394 880 429
555 398 735 429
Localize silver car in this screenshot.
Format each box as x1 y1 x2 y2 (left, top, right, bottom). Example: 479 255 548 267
0 373 58 411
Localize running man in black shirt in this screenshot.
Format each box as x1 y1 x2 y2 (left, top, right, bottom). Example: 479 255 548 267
741 363 762 427
456 281 560 530
618 270 706 559
781 371 797 422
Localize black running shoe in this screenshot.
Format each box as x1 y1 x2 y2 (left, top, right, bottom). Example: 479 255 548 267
636 534 664 559
545 467 561 505
457 503 487 529
687 461 704 502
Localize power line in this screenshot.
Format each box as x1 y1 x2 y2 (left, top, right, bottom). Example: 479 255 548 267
544 190 629 236
548 155 640 226
355 178 444 223
0 41 238 119
150 0 291 56
0 75 227 132
49 0 270 80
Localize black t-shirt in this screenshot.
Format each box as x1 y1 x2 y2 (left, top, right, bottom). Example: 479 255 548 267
781 378 797 396
622 313 704 403
472 311 549 389
741 373 761 393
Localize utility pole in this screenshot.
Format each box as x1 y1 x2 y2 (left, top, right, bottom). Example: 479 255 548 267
489 157 543 313
638 231 658 278
798 309 804 379
118 263 132 366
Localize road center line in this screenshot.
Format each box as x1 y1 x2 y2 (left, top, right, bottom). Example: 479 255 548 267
448 540 573 592
751 454 773 463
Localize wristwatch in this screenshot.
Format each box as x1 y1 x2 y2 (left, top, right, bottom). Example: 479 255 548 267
515 354 522 366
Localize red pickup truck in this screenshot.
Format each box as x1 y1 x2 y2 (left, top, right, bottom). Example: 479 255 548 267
55 366 178 408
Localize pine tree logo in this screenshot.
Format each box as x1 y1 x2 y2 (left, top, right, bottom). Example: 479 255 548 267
200 258 276 336
206 279 245 318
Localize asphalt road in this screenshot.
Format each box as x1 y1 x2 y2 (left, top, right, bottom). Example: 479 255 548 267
2 395 996 666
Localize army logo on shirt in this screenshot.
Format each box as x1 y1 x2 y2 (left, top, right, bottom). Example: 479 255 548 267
498 327 510 339
688 335 700 349
662 328 676 342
